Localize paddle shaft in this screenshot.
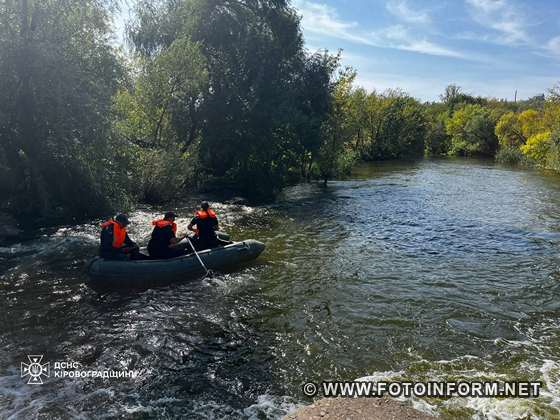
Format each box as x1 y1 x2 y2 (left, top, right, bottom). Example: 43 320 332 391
186 237 209 275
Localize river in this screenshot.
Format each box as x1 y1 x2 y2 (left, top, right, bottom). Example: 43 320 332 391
1 158 560 418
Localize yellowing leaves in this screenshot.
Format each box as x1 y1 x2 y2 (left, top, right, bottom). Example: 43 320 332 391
521 132 552 163
495 101 560 168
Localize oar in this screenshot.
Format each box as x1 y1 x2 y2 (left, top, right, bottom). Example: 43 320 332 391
186 237 209 276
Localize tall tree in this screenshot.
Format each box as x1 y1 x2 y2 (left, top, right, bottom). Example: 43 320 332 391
129 0 339 199
0 0 123 221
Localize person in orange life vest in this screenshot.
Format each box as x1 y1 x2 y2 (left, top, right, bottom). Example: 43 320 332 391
187 202 230 250
147 211 189 259
99 214 141 260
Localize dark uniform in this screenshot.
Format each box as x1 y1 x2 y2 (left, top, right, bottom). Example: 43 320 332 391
99 219 137 260
190 209 219 251
148 219 187 259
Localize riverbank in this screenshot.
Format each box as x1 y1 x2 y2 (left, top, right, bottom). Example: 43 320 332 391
285 398 434 419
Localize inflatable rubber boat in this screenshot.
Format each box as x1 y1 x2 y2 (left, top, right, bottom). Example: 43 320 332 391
86 239 265 292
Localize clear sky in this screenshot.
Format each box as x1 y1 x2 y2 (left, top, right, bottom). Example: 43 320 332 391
294 0 560 101
114 0 560 101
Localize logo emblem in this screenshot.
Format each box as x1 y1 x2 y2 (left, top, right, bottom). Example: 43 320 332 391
21 355 50 385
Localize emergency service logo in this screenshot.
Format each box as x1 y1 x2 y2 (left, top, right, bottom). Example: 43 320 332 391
21 355 50 385
20 355 139 384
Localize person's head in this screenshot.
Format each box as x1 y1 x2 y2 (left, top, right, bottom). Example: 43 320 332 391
201 201 209 211
164 211 177 221
115 213 130 228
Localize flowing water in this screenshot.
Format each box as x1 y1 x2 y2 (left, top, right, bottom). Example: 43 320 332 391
2 158 560 419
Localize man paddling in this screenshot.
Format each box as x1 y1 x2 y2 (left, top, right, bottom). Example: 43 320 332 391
148 211 189 259
187 202 230 250
99 214 144 260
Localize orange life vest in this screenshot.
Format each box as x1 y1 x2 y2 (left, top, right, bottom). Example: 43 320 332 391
100 219 127 248
195 209 217 219
193 209 217 237
152 219 177 234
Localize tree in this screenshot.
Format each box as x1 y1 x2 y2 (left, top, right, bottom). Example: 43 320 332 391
495 112 524 147
317 68 357 184
521 132 552 164
291 51 341 180
0 0 123 221
425 110 450 156
440 84 462 113
129 0 341 199
446 104 497 156
359 91 427 160
440 84 486 114
518 109 542 139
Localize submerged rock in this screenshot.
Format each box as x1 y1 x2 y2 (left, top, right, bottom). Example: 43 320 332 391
284 398 435 420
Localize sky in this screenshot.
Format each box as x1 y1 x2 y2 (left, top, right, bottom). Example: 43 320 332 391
294 0 560 101
115 0 560 101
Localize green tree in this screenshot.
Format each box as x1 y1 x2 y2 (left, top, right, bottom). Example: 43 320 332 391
317 68 357 184
446 104 497 156
129 0 340 200
425 110 450 156
440 84 486 114
495 112 524 147
112 38 208 202
360 91 427 160
0 0 124 221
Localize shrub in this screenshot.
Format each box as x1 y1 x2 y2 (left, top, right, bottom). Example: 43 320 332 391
495 146 527 166
521 132 552 164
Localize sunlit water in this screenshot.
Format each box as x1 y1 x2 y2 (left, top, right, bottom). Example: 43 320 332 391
2 158 560 418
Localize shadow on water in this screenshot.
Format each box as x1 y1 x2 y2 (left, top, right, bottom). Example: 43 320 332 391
2 158 560 418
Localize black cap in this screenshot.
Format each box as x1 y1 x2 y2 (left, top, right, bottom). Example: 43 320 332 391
115 214 129 226
201 201 209 210
164 211 177 219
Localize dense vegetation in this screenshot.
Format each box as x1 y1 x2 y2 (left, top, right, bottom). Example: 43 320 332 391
1 0 559 225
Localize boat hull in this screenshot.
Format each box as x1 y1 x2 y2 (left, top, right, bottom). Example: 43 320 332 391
86 239 265 292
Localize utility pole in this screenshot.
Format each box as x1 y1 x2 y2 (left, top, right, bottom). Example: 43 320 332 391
514 89 517 103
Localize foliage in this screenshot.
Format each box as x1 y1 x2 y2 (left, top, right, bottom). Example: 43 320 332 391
0 0 124 222
494 97 560 169
440 84 487 114
424 108 450 156
127 0 341 199
495 146 526 166
2 1 560 225
317 68 358 183
446 104 498 156
521 132 552 163
349 90 427 161
495 112 524 147
518 110 542 139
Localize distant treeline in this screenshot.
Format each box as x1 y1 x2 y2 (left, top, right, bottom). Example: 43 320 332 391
1 0 559 224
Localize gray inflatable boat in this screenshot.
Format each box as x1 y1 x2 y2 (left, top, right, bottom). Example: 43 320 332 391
86 239 265 292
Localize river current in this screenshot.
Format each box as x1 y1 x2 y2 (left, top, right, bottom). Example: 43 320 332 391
1 158 560 418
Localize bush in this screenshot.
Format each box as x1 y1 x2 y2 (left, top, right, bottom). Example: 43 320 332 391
131 146 195 203
521 132 552 164
446 104 498 156
495 146 528 166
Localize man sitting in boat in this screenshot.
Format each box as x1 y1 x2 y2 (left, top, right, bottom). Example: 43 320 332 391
148 211 189 259
187 202 230 250
99 214 144 260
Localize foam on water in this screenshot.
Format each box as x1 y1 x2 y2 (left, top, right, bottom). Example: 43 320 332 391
244 394 299 419
355 350 560 419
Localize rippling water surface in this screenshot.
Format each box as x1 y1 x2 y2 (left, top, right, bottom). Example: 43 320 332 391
2 159 560 418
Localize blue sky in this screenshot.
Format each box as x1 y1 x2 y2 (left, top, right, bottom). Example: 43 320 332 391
295 0 560 101
115 0 560 101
